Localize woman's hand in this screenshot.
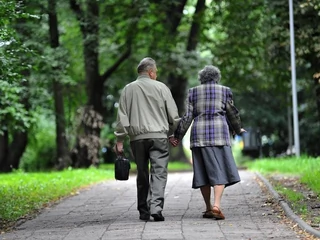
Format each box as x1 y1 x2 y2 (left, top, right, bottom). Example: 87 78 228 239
169 136 180 147
240 128 247 133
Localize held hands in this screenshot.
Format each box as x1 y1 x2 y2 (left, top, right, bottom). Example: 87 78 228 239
169 136 180 147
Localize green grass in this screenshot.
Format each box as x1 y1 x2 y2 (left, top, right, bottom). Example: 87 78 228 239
168 161 192 171
0 162 191 223
99 161 192 172
245 156 320 195
274 184 304 202
0 168 113 221
245 156 320 222
274 184 308 215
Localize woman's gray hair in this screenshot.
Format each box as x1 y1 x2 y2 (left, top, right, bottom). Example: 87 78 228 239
137 57 157 73
198 65 221 84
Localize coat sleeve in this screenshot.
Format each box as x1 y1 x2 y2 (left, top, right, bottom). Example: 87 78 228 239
114 88 130 142
225 88 242 135
174 89 194 140
164 87 180 136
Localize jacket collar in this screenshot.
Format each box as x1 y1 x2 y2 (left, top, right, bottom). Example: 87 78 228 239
137 74 151 80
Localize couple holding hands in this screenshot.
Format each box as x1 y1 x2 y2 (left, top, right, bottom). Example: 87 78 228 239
114 57 245 222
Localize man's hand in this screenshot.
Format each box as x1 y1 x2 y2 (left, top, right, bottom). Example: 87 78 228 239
169 136 180 147
113 142 124 155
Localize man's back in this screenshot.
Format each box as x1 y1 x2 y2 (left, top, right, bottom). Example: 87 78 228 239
116 75 179 141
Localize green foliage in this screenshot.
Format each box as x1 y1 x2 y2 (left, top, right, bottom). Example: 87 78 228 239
209 0 320 156
0 168 113 221
0 1 36 134
265 1 320 156
1 0 320 170
19 115 57 172
208 0 292 146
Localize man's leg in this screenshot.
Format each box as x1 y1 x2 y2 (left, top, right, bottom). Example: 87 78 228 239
149 138 169 221
130 140 150 220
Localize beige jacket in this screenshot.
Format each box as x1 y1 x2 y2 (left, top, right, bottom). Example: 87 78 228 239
114 74 180 142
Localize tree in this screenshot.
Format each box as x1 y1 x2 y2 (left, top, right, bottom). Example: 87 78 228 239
69 0 138 167
0 1 35 172
48 0 72 169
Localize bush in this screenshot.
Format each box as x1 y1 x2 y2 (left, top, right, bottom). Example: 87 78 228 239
19 115 56 172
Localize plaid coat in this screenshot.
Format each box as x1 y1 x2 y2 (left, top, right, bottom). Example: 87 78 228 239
174 82 242 148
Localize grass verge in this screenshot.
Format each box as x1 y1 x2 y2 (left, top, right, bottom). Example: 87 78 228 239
245 156 320 229
245 156 320 195
0 168 113 222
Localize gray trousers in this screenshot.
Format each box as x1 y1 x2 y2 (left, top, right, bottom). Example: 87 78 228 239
130 138 169 216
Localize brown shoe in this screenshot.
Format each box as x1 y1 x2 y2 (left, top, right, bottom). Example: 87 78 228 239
212 206 225 220
202 210 215 218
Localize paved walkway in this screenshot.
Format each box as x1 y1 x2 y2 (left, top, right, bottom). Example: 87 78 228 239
0 170 303 240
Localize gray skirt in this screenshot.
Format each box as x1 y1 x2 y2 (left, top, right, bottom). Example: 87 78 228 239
191 146 240 189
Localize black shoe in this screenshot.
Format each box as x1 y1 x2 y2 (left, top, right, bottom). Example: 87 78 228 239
139 214 150 221
151 213 165 221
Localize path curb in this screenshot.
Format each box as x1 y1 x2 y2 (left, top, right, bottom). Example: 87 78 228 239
255 172 320 239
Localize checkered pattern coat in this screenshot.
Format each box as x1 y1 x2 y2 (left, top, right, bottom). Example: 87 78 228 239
174 82 242 148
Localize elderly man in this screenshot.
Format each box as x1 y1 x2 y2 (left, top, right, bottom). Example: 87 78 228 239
114 57 180 221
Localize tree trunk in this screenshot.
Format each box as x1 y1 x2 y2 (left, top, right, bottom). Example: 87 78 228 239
5 68 31 171
48 0 72 169
314 73 320 122
71 106 104 167
69 0 102 167
0 129 25 172
167 0 206 163
0 8 32 172
69 0 133 167
6 131 28 170
53 80 72 169
0 131 9 172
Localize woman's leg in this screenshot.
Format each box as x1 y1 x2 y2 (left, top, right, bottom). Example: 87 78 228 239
213 185 225 209
212 184 226 219
200 185 212 211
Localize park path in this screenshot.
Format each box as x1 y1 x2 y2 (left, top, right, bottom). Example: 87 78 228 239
0 170 303 240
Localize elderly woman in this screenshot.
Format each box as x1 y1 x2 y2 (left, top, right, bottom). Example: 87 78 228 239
170 65 245 220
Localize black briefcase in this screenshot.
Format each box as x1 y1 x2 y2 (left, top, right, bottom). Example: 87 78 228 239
114 146 131 181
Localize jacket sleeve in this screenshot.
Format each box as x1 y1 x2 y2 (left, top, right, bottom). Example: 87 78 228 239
114 88 129 142
225 89 242 135
164 87 180 136
174 89 194 140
